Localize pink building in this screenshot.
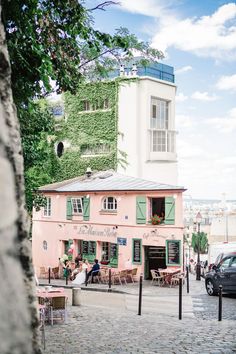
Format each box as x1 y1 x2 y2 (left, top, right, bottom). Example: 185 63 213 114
32 170 186 278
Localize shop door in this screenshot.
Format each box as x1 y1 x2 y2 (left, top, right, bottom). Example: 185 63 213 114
145 246 166 279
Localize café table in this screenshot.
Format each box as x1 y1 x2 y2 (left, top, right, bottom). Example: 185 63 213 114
158 268 181 287
37 288 67 324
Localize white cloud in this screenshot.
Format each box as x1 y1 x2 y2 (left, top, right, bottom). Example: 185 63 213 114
175 66 193 74
206 107 236 133
151 3 236 60
119 0 176 17
191 91 219 101
176 93 188 102
176 114 192 128
216 74 236 91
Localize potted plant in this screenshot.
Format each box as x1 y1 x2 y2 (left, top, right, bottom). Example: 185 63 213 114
150 214 161 225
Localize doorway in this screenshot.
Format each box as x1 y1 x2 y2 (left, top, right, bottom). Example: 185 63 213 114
144 246 166 279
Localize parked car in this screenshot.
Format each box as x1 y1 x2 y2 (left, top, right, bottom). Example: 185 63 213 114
205 252 236 296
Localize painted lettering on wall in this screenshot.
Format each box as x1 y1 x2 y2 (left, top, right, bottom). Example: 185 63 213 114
143 229 175 241
78 225 117 238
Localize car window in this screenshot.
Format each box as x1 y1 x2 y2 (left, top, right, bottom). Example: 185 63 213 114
230 257 236 268
219 257 231 270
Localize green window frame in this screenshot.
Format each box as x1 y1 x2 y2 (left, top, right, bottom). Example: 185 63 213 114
165 240 181 266
82 241 96 263
132 238 142 265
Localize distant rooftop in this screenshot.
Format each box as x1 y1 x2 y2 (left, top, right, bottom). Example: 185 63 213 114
109 62 175 84
39 170 184 193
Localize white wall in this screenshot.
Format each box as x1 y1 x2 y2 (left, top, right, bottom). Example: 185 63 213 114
117 76 178 185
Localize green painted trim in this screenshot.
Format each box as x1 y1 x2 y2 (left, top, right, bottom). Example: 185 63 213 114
165 240 181 266
132 238 142 265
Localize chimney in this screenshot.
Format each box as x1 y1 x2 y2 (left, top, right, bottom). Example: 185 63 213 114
86 167 92 178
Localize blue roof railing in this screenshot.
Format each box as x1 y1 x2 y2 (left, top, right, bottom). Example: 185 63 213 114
108 62 175 83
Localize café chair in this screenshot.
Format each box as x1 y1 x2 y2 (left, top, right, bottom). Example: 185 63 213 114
150 269 164 286
49 296 67 326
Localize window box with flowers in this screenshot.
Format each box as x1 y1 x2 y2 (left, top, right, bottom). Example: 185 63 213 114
150 214 162 225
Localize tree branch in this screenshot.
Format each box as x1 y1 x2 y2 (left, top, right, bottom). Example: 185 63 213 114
78 48 119 69
89 1 120 11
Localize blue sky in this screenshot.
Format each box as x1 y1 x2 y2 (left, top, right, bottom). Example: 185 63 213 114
86 0 236 200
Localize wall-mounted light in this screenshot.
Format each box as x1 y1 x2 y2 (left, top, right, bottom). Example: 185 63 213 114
113 226 118 230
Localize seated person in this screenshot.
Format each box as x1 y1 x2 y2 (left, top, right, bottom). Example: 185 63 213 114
86 259 100 283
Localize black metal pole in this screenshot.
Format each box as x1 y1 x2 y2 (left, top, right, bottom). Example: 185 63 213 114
179 277 182 320
48 267 51 284
66 273 68 285
196 223 201 281
85 268 88 287
186 266 189 293
108 268 112 290
138 275 143 316
218 285 223 321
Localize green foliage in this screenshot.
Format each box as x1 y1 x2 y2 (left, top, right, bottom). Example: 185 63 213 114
191 232 208 254
3 0 163 212
2 1 163 106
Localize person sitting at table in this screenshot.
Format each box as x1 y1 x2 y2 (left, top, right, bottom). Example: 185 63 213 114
72 259 88 285
86 259 100 283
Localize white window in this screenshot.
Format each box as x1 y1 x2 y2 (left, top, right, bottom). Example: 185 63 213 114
82 100 90 111
71 198 83 214
151 98 169 130
102 197 117 211
44 197 51 216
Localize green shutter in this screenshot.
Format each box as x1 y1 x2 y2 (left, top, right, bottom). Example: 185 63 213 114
83 197 90 221
136 196 146 224
165 196 175 225
66 197 72 220
110 243 118 268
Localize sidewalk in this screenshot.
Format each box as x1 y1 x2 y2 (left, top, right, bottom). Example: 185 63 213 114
39 274 205 317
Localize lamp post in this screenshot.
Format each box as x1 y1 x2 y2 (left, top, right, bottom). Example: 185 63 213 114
196 212 202 281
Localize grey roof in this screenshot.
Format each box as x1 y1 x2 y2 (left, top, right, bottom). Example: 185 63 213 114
39 170 185 193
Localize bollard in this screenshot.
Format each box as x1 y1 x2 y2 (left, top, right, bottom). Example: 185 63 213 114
186 266 189 294
218 285 223 321
179 277 182 320
138 275 143 316
48 267 51 284
108 268 112 290
85 268 88 287
66 272 68 285
72 288 81 306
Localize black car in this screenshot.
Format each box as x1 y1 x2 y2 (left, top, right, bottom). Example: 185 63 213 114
205 252 236 296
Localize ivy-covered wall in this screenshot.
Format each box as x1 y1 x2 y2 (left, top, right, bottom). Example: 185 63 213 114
55 80 119 180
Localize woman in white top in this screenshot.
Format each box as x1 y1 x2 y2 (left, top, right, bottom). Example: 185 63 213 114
72 259 88 285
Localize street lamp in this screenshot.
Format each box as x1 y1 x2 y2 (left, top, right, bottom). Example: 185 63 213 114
196 212 202 281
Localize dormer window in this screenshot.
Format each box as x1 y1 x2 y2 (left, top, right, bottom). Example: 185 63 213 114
102 197 117 211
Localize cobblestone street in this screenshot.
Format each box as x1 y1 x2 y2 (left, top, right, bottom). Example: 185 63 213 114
40 275 236 353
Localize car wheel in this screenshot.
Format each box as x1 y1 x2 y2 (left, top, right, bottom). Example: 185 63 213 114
206 279 216 296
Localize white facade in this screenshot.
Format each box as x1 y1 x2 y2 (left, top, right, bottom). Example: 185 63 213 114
117 76 178 185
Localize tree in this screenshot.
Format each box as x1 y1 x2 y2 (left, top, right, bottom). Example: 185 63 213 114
2 0 163 213
1 2 163 352
191 232 208 254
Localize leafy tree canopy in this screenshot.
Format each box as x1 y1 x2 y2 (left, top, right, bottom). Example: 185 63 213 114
2 0 163 213
2 0 163 107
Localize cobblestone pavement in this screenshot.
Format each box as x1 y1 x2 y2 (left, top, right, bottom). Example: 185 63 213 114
42 306 236 354
39 275 236 353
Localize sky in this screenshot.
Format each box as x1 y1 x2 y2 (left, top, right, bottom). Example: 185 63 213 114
86 0 236 200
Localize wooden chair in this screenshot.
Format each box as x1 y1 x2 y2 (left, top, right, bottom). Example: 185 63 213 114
150 269 164 286
126 268 138 283
40 267 48 279
49 296 67 326
51 267 59 279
